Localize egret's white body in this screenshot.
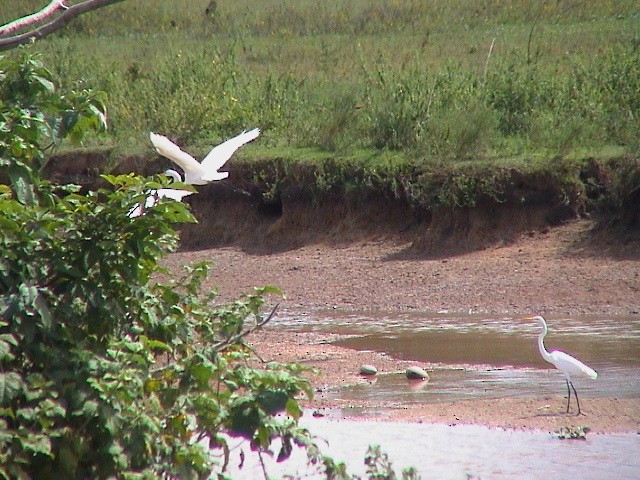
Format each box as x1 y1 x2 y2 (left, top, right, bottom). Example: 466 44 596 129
149 128 260 185
128 170 193 218
528 315 597 414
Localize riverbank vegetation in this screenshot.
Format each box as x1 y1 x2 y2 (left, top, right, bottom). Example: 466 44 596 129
1 1 639 222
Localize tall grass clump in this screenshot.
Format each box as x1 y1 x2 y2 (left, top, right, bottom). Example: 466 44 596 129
587 45 640 151
341 40 638 161
100 46 249 144
295 85 367 152
34 38 306 149
484 60 552 136
485 44 640 156
362 61 497 159
247 72 307 145
365 66 432 151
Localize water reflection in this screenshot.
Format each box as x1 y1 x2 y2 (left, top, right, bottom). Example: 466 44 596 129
223 416 640 479
331 365 639 405
275 309 640 341
274 310 640 402
334 329 640 368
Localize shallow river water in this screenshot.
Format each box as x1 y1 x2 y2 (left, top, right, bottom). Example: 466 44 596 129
224 417 640 479
219 310 640 479
275 309 640 403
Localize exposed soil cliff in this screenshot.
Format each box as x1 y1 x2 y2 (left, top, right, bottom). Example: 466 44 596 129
45 150 639 256
177 178 637 260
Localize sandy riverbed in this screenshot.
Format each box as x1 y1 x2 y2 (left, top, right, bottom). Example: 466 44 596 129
165 220 640 433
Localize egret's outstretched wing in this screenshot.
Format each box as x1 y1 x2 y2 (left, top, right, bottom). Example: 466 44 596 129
150 132 202 173
200 128 260 173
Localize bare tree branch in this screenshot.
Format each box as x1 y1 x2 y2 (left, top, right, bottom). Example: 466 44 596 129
212 303 280 351
0 0 126 52
0 0 66 38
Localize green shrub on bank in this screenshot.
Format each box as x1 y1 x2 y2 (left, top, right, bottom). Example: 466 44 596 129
0 52 301 479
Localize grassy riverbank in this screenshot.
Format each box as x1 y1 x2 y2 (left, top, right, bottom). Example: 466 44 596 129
2 1 640 224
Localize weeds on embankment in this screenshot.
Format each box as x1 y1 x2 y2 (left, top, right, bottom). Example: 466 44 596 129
1 1 639 221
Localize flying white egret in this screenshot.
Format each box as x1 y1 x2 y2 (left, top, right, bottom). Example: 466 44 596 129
527 315 598 415
149 128 260 185
127 170 193 218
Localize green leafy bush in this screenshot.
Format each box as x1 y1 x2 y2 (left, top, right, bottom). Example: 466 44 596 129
0 52 420 480
0 53 315 480
0 52 107 204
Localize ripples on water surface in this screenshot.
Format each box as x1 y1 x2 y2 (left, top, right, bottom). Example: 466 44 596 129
224 417 640 479
274 310 640 401
219 311 640 478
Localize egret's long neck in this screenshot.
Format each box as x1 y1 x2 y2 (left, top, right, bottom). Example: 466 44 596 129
165 169 182 182
537 325 554 363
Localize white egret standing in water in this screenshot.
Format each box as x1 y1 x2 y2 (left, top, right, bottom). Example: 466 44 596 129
527 315 598 415
149 128 260 185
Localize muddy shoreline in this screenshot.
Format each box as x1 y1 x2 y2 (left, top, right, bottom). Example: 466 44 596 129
164 219 640 433
247 329 640 435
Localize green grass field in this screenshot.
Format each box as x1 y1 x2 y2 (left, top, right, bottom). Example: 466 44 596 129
2 1 639 211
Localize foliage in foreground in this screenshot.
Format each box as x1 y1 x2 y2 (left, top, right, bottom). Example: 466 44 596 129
0 52 420 479
0 51 304 479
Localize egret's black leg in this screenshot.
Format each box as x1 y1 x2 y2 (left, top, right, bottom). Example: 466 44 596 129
570 381 583 415
565 379 572 413
221 181 251 196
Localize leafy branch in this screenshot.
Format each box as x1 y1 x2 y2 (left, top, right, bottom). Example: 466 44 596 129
212 302 279 351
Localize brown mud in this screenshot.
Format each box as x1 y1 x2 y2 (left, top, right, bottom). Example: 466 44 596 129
162 183 639 433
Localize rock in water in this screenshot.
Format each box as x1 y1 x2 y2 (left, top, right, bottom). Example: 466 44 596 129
359 364 378 376
405 366 429 380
